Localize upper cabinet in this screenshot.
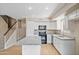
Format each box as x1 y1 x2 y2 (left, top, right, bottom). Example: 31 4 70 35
63 17 69 31
65 4 79 21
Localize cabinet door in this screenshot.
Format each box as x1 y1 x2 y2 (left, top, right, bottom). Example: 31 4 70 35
47 35 51 43
63 18 68 31
53 37 57 47
53 37 60 50
53 36 65 54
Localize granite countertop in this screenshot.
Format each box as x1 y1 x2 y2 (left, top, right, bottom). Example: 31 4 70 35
53 34 75 40
46 29 61 35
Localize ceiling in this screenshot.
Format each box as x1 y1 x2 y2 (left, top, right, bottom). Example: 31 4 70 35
0 3 59 19
49 3 76 19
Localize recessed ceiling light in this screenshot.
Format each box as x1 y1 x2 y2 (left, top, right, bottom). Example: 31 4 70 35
28 7 32 10
45 7 49 10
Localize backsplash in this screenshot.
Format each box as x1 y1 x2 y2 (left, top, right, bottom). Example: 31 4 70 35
59 19 75 38
63 30 75 38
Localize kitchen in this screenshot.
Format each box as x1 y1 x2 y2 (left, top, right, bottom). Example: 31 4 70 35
25 3 79 55
0 3 79 55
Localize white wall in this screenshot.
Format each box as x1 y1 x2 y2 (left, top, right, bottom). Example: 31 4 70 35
68 20 79 55
26 20 57 36
56 14 65 31
26 21 35 36
26 18 57 43
49 21 57 29
53 14 65 34
56 13 74 36
26 21 49 36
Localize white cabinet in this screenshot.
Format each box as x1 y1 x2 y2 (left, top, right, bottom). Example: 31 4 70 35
63 18 68 31
65 4 79 21
22 45 41 55
68 10 76 20
53 35 75 55
47 34 51 43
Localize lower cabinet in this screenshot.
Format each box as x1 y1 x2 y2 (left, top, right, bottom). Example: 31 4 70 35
47 34 52 44
53 36 75 55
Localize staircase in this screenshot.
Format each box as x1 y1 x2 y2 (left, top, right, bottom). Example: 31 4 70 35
0 15 16 29
0 16 27 50
0 15 17 50
0 15 41 55
0 15 8 24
